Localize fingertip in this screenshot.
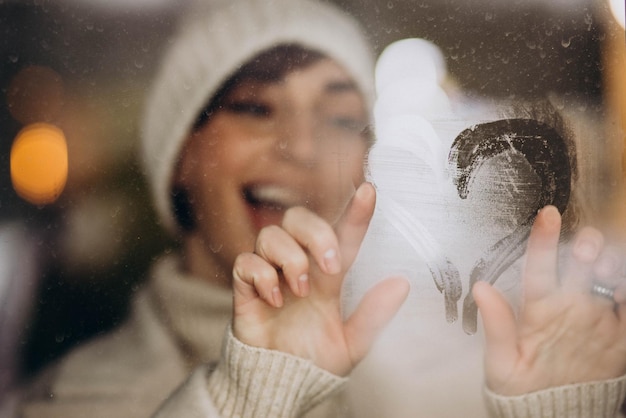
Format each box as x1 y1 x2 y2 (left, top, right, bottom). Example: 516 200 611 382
472 281 489 305
271 286 283 308
397 276 412 293
537 205 561 230
345 182 376 225
297 273 310 297
471 281 513 324
355 181 376 202
387 276 412 302
323 248 342 275
472 281 503 314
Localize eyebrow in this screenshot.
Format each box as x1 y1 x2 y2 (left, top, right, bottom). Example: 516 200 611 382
325 80 359 94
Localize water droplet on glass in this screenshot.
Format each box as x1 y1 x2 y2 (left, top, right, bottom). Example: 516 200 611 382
8 54 18 63
210 243 223 253
387 1 394 9
561 37 572 48
584 13 593 31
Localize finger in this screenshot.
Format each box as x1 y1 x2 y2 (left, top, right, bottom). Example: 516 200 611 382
593 245 623 288
334 182 376 270
595 243 626 304
523 205 562 301
343 277 410 364
616 302 626 327
472 281 518 390
616 281 626 305
255 225 311 298
561 227 604 293
282 207 341 277
232 252 283 308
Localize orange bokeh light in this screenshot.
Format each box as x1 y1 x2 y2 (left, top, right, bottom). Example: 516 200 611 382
10 123 69 205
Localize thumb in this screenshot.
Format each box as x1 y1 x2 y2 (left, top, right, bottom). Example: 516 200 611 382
473 281 518 390
343 277 410 364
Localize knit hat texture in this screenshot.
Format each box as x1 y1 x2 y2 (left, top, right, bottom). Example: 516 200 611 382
140 0 375 234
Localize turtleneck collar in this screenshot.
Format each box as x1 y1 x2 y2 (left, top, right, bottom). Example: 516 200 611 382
145 254 233 367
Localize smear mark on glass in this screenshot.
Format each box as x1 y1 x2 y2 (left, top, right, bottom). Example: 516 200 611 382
368 38 576 334
449 118 572 333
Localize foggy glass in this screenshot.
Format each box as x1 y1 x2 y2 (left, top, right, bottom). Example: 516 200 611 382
0 0 624 415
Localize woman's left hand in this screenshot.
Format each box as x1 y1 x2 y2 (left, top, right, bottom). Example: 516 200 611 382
475 205 626 396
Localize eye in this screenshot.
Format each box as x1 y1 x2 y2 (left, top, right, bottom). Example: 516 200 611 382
224 101 272 118
327 115 368 134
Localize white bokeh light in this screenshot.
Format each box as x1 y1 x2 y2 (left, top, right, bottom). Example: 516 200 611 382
609 0 625 29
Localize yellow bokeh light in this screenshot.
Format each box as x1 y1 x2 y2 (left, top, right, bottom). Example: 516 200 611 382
10 123 69 205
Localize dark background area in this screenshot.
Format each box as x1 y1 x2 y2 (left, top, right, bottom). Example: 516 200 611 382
0 0 615 380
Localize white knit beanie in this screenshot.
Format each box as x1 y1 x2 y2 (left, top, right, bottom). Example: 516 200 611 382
140 0 375 234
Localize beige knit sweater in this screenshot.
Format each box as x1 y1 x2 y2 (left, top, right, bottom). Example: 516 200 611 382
18 254 626 417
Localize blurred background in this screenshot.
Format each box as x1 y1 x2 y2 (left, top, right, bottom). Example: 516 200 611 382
0 0 624 402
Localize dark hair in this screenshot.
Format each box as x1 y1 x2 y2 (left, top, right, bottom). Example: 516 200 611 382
173 44 326 232
192 44 325 130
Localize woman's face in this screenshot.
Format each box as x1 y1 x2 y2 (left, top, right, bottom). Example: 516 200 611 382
176 57 369 281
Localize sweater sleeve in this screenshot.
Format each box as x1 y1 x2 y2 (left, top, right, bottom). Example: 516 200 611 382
153 327 347 418
483 374 626 418
206 326 348 418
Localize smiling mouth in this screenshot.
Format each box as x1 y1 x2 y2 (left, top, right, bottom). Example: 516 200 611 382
243 184 305 228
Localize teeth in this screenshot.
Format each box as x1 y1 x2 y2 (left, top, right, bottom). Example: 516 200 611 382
245 185 303 209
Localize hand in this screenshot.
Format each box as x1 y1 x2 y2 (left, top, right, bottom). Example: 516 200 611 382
231 182 410 376
474 205 626 396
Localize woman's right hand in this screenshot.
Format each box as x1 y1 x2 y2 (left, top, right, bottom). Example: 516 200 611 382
231 182 410 376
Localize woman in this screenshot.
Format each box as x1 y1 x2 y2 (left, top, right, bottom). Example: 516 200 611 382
20 1 407 416
19 0 626 416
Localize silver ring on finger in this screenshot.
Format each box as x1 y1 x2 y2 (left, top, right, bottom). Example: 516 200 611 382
590 282 616 301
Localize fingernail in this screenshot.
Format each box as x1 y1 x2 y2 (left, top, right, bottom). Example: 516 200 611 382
272 286 283 308
298 274 309 297
324 248 341 274
540 206 560 226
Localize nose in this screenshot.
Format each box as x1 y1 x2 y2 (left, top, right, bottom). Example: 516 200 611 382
275 110 318 166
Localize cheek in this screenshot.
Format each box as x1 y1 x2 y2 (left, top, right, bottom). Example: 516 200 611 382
315 141 368 214
194 140 246 182
320 141 367 183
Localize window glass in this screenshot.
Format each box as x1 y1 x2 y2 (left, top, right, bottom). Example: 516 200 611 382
0 0 624 415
